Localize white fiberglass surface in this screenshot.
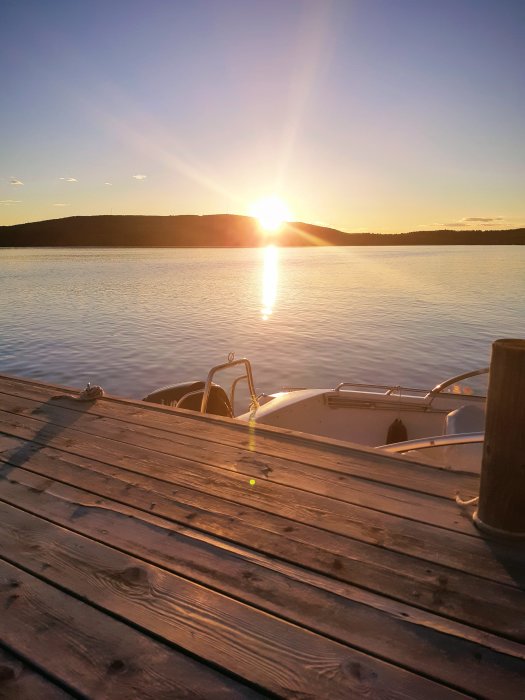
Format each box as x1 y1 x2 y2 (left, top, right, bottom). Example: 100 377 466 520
243 392 447 445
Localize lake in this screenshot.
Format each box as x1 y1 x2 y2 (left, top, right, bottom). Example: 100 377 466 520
1 246 523 406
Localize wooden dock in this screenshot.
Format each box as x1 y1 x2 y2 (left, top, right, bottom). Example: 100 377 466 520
0 373 523 699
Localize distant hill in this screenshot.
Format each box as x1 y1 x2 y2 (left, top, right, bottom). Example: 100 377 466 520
1 214 524 246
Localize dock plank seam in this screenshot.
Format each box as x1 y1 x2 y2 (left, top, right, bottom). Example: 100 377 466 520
1 467 524 646
1 375 524 700
0 376 478 497
0 506 473 700
0 414 518 593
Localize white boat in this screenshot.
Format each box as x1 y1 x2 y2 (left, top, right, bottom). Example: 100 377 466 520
143 356 487 473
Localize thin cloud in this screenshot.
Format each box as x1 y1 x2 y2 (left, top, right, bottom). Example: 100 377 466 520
463 216 503 223
59 177 78 182
132 174 147 180
9 178 23 186
104 182 113 185
438 216 506 228
53 203 69 207
0 199 22 205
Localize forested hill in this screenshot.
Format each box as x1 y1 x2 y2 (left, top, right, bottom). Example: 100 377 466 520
1 214 524 246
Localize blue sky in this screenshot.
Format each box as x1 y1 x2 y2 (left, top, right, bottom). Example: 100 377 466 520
1 0 524 232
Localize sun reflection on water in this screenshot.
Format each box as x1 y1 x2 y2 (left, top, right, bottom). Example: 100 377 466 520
261 245 279 320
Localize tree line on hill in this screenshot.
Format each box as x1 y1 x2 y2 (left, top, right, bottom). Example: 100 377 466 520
1 214 524 246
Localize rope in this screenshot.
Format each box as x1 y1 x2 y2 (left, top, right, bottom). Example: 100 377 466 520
455 491 479 506
51 382 105 402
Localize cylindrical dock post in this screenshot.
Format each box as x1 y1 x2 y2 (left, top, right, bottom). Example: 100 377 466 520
474 339 525 538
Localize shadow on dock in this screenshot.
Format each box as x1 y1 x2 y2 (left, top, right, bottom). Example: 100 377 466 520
0 396 91 480
483 536 525 593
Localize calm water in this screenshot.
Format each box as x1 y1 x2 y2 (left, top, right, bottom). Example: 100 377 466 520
1 246 523 403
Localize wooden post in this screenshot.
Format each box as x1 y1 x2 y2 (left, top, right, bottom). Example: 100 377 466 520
474 339 525 538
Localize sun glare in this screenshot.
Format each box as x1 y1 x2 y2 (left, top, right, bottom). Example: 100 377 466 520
250 196 291 232
261 244 278 320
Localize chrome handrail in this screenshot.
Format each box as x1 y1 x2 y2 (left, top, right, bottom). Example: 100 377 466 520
230 374 248 415
334 381 426 395
336 382 396 393
334 368 489 401
378 432 484 453
426 367 489 402
201 355 259 415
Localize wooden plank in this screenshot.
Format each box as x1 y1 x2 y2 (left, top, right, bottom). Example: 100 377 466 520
0 409 520 590
0 560 262 699
0 387 480 534
1 488 523 698
0 374 478 497
1 464 524 643
0 503 469 700
0 645 73 700
0 430 522 613
0 430 517 609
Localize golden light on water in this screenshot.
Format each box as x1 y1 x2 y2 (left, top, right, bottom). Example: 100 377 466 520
250 196 291 232
261 244 278 320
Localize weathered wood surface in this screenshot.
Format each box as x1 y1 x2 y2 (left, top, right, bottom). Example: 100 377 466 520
0 645 73 700
477 339 525 535
0 374 524 699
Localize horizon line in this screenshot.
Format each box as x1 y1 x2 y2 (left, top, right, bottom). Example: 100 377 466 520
1 213 523 237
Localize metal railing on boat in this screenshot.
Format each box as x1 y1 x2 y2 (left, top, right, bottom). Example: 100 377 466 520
378 431 484 453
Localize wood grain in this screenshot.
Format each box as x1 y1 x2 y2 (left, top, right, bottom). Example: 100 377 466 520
0 388 476 533
0 560 263 699
0 487 523 698
0 405 520 592
0 645 73 700
0 374 478 497
477 339 525 533
1 462 524 644
0 404 519 585
0 502 470 700
1 373 524 700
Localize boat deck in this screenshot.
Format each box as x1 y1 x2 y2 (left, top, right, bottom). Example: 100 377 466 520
0 374 523 699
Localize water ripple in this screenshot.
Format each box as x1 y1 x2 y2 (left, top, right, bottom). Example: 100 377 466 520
1 246 523 400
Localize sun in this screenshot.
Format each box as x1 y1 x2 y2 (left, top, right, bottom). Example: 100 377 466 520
249 196 291 232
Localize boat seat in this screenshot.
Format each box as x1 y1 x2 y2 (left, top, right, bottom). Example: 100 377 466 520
143 381 233 417
445 404 485 434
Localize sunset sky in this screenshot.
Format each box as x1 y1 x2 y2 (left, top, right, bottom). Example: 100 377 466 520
1 0 524 233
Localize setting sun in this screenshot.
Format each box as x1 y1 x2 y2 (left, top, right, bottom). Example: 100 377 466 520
250 196 291 232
